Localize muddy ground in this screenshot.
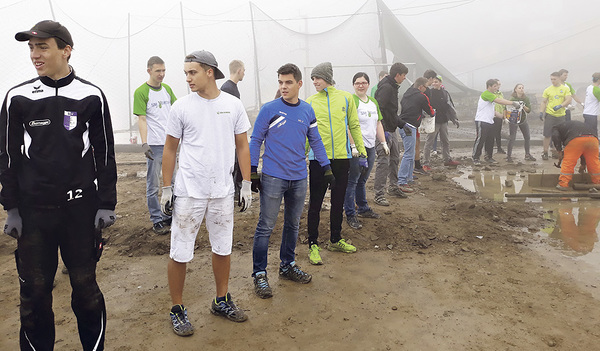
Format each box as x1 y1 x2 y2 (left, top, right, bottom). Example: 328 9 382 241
1 150 600 350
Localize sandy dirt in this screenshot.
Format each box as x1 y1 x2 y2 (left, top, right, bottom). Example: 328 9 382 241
1 151 600 350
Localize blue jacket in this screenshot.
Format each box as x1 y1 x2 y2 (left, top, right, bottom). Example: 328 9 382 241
250 97 330 180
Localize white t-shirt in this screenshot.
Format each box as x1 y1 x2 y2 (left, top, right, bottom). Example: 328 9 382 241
474 90 497 124
166 92 251 199
356 97 380 148
583 84 600 116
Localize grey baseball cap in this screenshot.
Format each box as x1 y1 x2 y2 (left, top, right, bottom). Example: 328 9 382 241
184 50 225 80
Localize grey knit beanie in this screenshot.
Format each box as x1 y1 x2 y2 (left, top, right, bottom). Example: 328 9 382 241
311 62 335 85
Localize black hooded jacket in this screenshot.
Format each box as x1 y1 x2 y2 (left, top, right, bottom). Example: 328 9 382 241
552 120 598 152
399 86 435 128
374 75 406 132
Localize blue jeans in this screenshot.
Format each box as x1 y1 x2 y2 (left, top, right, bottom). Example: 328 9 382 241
344 147 376 217
147 145 170 224
253 174 307 275
398 125 416 185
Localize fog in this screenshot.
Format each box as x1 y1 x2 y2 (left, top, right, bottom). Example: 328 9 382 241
1 0 597 142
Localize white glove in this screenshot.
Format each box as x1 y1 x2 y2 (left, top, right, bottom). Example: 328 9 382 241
512 101 520 109
161 186 174 216
4 208 22 239
238 180 252 212
381 141 390 155
351 144 359 157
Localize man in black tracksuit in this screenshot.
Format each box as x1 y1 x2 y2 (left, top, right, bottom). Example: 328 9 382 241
0 20 117 350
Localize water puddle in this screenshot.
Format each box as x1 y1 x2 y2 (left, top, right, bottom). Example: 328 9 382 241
453 167 600 262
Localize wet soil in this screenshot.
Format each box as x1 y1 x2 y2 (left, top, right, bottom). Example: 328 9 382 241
1 151 600 350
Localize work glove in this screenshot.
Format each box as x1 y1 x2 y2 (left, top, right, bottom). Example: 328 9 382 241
250 171 261 193
358 155 369 175
350 144 359 157
95 209 116 230
552 105 562 111
142 143 154 160
384 131 391 143
539 112 544 121
4 208 22 239
381 141 390 155
161 186 174 216
238 180 252 212
512 101 521 109
402 124 412 137
452 120 460 128
323 167 336 189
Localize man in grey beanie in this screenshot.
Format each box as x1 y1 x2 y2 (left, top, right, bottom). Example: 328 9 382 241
305 62 366 265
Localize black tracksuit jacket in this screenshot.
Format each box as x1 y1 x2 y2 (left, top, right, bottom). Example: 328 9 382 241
0 70 117 210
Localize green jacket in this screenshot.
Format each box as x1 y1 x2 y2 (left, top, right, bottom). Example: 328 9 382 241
306 86 366 160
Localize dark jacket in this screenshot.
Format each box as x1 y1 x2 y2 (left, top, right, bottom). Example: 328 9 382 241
399 86 435 128
552 120 598 152
374 75 405 132
0 71 117 210
429 88 457 124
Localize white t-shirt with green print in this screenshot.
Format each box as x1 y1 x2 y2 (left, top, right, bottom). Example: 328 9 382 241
474 90 497 124
133 83 177 145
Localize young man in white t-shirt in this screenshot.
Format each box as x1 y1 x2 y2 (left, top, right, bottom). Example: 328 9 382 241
472 79 520 164
161 50 253 336
583 72 600 136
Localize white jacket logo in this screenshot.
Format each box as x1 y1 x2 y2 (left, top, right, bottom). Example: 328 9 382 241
29 119 51 127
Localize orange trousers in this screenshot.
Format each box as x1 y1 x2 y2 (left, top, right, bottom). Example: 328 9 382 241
559 136 600 187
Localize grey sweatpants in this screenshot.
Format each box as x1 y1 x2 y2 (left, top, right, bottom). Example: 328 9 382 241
423 122 450 165
374 131 401 197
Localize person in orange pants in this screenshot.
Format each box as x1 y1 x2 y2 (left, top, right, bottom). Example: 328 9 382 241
552 120 600 189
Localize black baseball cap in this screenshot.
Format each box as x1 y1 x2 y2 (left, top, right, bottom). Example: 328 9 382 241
184 50 225 79
15 20 73 47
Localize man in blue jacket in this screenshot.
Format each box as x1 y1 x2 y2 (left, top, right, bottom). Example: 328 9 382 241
249 63 331 298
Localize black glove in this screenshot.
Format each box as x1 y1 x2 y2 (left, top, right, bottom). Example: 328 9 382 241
324 167 336 189
251 172 261 193
402 124 412 136
539 112 544 121
553 105 562 111
142 143 154 160
453 120 460 128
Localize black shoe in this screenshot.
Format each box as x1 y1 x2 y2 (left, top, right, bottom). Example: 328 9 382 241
279 263 312 284
170 304 194 336
542 153 549 160
253 273 273 299
525 154 537 161
210 293 247 322
346 215 362 229
163 217 172 226
506 156 513 163
497 148 506 154
388 186 408 198
357 209 381 219
484 157 498 164
153 221 170 235
413 167 429 175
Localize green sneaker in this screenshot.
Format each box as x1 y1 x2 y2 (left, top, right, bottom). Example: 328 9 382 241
328 239 357 253
308 244 323 265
